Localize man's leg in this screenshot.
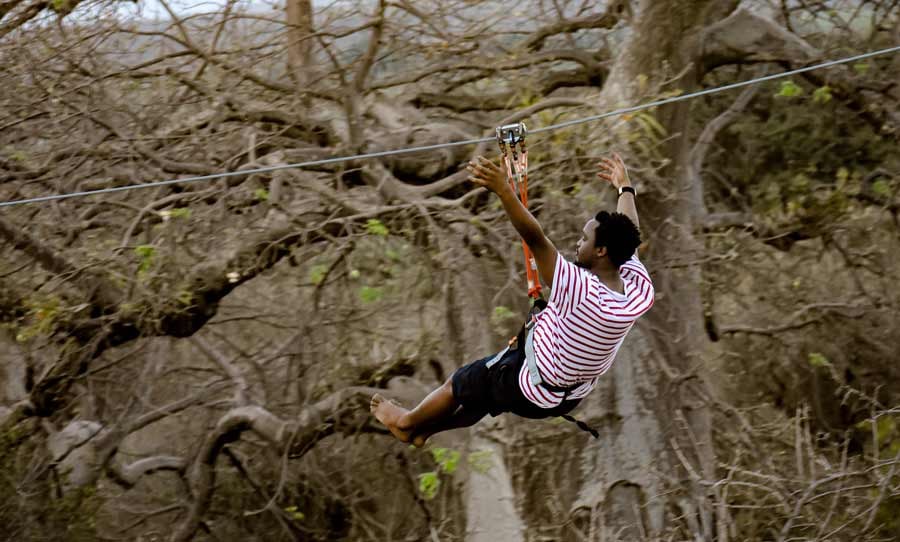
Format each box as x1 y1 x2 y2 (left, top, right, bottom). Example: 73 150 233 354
411 405 488 448
371 378 458 444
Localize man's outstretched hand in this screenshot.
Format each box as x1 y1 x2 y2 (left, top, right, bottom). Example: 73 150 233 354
467 156 509 195
597 153 631 190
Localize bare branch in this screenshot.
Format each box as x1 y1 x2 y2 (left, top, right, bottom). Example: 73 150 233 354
171 386 382 542
190 335 250 406
523 9 623 51
719 302 871 337
107 455 187 489
0 216 122 310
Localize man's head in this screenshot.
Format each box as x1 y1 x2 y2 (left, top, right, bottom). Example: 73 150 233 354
575 211 641 269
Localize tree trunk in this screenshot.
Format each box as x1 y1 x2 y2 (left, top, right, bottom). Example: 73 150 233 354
506 1 728 539
285 0 314 92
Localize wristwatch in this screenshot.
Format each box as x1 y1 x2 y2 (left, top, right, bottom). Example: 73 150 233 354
618 186 636 197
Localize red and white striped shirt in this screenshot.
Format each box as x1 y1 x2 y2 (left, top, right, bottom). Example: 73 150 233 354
518 252 654 408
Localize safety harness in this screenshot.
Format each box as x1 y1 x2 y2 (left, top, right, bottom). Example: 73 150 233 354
488 123 599 439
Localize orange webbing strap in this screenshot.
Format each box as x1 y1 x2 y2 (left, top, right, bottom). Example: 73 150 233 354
498 123 542 300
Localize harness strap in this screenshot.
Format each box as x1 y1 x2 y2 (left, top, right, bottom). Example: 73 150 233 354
524 326 580 394
561 415 600 439
524 321 599 440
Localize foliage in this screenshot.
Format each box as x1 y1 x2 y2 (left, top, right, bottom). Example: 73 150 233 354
417 448 479 500
14 295 63 343
808 352 831 368
777 80 804 97
134 245 157 274
431 447 461 474
309 263 329 285
365 219 389 237
417 471 441 500
358 285 383 303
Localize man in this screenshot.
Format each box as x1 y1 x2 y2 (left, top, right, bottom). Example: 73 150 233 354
371 153 653 446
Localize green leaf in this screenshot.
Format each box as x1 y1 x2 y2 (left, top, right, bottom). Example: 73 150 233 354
431 448 461 474
853 62 870 75
358 286 383 303
812 86 832 104
418 471 440 500
283 505 305 521
873 179 890 197
309 264 329 285
365 219 389 236
254 188 269 201
169 207 191 219
134 245 156 273
808 352 831 368
777 81 803 98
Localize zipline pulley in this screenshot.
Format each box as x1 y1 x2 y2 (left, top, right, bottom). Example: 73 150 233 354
496 122 542 301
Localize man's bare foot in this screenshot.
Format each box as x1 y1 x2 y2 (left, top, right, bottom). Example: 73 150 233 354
371 394 413 444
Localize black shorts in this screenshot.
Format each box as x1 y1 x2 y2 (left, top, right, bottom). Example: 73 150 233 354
451 346 581 419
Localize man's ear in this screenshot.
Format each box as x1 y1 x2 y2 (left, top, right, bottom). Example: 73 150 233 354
596 246 608 258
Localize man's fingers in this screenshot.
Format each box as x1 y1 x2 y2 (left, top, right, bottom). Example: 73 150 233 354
476 156 499 171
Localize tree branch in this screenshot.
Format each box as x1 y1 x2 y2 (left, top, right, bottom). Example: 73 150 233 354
700 8 899 133
107 455 187 489
719 302 870 337
170 387 382 542
523 9 623 51
0 216 122 311
700 8 817 70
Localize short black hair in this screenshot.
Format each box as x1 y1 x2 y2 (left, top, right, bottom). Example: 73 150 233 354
594 211 641 267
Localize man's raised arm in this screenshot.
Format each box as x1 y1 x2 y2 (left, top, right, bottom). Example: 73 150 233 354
598 153 640 230
466 156 557 287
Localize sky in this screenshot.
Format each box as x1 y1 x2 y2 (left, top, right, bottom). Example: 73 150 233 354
115 0 355 20
116 0 278 20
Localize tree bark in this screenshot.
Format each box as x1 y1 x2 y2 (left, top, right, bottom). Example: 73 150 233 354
508 1 735 538
285 0 314 93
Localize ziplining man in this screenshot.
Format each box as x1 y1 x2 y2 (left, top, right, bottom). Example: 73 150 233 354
371 153 653 446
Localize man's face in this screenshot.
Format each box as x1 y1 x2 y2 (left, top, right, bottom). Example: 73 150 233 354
575 219 599 268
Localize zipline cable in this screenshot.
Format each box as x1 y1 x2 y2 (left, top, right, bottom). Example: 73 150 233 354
1 44 898 209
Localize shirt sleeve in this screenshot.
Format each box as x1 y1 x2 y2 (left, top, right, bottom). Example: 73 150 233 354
549 253 590 317
620 255 654 315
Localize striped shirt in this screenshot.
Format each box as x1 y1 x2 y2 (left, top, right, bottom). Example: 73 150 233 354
518 252 654 408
